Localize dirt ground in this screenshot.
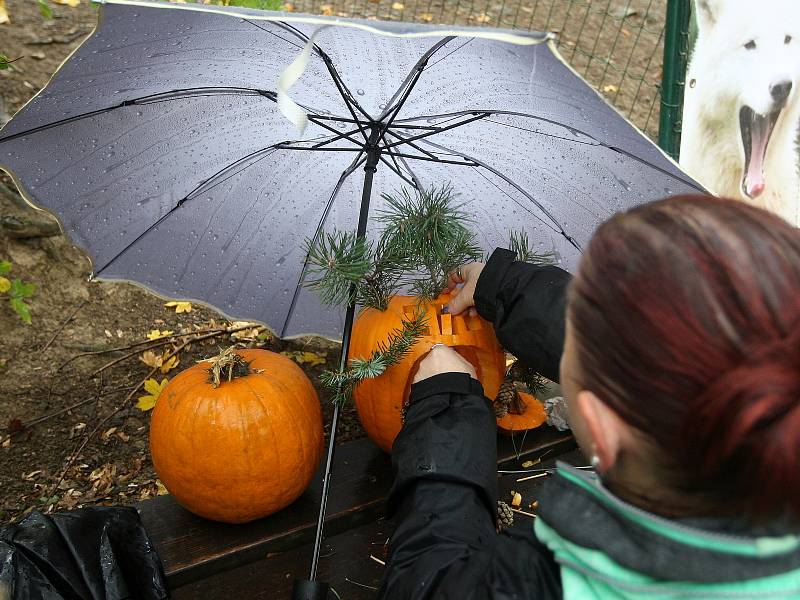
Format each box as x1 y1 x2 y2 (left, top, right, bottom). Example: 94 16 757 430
0 0 665 522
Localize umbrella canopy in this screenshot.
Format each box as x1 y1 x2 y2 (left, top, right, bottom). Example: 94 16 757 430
0 0 702 340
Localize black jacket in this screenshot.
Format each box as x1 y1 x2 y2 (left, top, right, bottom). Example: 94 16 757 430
378 248 571 599
378 250 800 599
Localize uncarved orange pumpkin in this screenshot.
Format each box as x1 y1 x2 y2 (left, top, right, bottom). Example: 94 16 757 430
496 391 547 435
350 293 506 452
149 348 323 524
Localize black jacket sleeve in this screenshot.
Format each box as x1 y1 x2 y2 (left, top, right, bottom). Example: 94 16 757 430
378 373 561 600
474 248 572 383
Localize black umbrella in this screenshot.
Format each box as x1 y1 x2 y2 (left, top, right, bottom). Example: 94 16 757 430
0 0 703 594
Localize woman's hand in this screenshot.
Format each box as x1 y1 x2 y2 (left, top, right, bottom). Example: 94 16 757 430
444 262 485 317
413 345 477 383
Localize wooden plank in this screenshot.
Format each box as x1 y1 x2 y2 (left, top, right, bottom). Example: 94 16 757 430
170 448 586 599
139 427 574 589
137 437 391 589
171 518 389 600
497 425 575 464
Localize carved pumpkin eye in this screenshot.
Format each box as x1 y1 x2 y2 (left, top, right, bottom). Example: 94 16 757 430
786 35 793 44
744 40 757 50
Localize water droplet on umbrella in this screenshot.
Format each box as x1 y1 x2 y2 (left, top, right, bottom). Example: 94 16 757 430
356 89 365 96
379 103 386 109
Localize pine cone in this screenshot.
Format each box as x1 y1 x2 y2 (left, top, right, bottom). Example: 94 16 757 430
497 500 514 530
494 378 518 417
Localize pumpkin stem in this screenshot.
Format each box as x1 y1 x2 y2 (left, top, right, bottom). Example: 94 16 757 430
205 347 254 388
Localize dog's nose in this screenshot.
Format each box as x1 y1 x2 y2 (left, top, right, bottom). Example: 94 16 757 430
770 80 793 103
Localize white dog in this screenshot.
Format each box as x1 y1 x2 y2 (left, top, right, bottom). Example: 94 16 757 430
680 0 800 224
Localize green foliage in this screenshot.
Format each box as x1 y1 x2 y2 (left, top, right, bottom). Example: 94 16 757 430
507 230 556 266
225 0 284 9
320 309 429 405
182 0 285 10
304 184 482 310
303 231 373 307
38 0 52 20
0 55 13 71
377 184 483 299
0 262 36 324
508 360 549 398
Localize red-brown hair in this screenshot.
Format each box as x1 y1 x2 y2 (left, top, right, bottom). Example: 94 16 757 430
569 195 800 520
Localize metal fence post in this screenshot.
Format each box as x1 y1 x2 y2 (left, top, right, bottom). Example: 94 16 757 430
658 0 691 159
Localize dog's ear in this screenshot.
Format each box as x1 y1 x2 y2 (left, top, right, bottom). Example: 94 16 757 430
694 0 722 31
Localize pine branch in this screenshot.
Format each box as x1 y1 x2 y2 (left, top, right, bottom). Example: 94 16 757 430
378 184 482 300
302 230 373 306
509 360 549 398
321 309 429 405
506 230 557 266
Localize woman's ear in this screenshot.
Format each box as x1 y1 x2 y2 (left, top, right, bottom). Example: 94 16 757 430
574 390 626 473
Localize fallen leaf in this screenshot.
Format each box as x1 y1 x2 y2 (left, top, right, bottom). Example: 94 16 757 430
159 354 179 374
281 350 326 366
53 0 80 5
2 437 10 448
0 277 10 293
139 350 161 369
101 427 117 441
0 0 9 25
164 301 192 313
140 349 180 372
146 329 174 340
319 4 333 15
38 0 52 20
419 12 433 21
156 480 168 495
283 2 294 10
391 2 404 9
472 12 492 23
620 27 631 37
602 84 618 93
137 378 169 411
104 329 113 338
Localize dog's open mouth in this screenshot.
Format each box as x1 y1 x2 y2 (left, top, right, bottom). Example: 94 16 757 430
739 106 781 198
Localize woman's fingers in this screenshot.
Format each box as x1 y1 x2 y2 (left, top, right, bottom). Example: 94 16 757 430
444 262 485 315
444 269 464 293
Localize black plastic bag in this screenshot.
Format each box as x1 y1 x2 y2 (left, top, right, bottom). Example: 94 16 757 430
0 506 168 600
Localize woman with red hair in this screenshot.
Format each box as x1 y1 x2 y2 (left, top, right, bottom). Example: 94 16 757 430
379 196 800 599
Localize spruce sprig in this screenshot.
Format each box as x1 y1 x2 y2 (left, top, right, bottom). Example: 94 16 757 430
320 308 429 405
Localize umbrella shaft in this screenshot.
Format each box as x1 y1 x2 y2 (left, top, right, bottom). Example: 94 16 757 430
308 143 379 582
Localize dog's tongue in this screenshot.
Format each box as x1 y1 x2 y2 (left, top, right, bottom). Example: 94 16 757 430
745 115 770 198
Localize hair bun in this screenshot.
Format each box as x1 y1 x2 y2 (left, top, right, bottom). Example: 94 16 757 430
689 329 800 516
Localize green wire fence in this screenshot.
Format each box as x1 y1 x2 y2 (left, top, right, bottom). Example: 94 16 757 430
280 0 692 157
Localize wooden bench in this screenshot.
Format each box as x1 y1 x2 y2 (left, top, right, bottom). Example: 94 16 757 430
137 427 578 599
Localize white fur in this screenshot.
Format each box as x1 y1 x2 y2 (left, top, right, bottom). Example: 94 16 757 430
680 0 800 224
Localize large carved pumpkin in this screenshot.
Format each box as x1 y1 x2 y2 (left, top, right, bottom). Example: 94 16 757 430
149 348 323 524
350 294 506 452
